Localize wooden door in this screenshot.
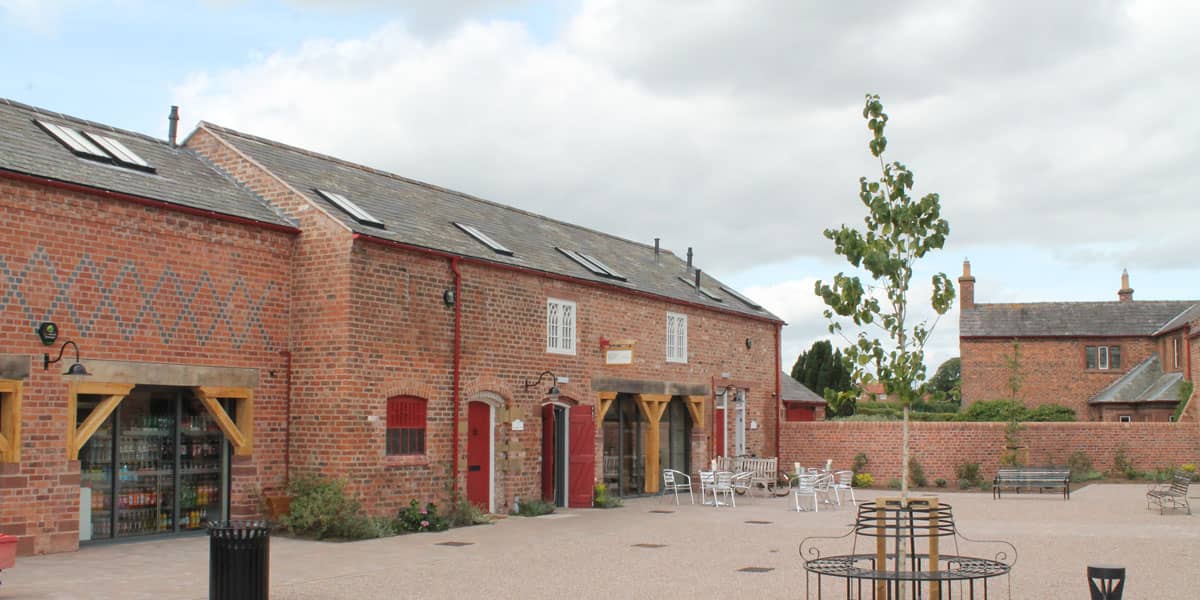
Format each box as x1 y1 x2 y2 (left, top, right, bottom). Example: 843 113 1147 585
567 406 595 508
466 401 490 510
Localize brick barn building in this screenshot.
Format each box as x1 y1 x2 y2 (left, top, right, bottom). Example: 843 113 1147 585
958 260 1198 422
0 98 782 555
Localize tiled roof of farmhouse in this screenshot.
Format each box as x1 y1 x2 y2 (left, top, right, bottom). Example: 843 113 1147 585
1089 355 1186 404
960 301 1198 337
781 372 824 403
1154 303 1200 335
199 122 780 321
0 98 292 228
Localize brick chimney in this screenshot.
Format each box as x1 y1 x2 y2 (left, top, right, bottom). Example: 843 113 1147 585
958 259 975 310
1118 269 1133 303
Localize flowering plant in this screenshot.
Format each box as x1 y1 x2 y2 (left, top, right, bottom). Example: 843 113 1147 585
398 499 448 532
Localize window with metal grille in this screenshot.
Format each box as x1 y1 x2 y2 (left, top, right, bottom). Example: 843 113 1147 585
666 312 687 363
546 298 576 354
1086 345 1121 370
386 396 426 455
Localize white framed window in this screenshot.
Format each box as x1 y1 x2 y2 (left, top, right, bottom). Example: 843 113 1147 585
666 312 688 363
1119 415 1132 423
546 298 576 355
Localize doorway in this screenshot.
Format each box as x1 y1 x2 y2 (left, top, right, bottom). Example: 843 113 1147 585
465 400 493 512
602 394 690 497
78 386 230 541
542 404 568 507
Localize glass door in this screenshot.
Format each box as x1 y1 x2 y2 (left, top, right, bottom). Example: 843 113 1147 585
78 387 229 542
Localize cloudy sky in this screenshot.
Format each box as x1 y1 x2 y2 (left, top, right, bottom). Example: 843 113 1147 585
3 0 1197 376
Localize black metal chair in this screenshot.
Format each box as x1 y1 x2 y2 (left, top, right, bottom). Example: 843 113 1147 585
1088 564 1125 600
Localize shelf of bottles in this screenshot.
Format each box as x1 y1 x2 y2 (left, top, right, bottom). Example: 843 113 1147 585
78 392 227 540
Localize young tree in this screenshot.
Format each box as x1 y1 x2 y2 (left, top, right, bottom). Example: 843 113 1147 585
815 94 955 498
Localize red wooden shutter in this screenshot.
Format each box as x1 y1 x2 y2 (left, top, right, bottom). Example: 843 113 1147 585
568 407 595 508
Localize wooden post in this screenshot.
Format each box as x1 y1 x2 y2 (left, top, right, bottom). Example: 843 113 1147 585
67 382 134 460
635 394 671 494
685 395 706 430
194 387 254 455
0 380 21 462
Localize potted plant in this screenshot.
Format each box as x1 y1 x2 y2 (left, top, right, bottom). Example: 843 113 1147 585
0 533 17 569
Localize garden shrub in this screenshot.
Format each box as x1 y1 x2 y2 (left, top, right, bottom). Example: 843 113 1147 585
398 499 449 532
935 478 947 488
955 462 982 487
853 473 874 488
1067 452 1093 482
908 457 928 488
963 399 1027 422
515 498 556 516
1181 463 1198 482
957 479 972 490
594 483 622 508
1026 404 1075 422
445 497 492 527
1112 446 1137 480
282 474 376 540
852 452 869 474
886 478 901 490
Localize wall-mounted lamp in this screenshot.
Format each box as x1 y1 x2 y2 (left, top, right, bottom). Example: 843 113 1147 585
745 338 752 349
523 370 560 400
44 340 89 376
442 289 456 307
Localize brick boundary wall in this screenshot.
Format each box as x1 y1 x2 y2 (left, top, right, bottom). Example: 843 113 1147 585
782 421 1200 484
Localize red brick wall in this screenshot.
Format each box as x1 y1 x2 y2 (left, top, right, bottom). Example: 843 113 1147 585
961 337 1157 417
782 420 1200 485
342 240 778 514
0 177 293 555
190 130 780 516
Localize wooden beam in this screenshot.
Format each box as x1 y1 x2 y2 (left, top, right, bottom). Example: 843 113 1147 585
194 386 252 455
685 395 706 430
596 391 618 429
71 382 139 397
71 392 130 460
0 380 20 463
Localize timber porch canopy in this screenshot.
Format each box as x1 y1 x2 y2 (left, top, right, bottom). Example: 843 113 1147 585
592 377 708 494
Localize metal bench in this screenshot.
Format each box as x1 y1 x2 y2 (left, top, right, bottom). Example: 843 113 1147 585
992 467 1070 500
1146 472 1191 515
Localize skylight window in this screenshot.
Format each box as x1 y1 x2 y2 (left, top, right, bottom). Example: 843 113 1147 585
557 248 626 281
454 222 513 256
677 276 724 302
720 285 762 310
37 120 109 159
314 189 385 228
84 132 151 169
36 119 156 172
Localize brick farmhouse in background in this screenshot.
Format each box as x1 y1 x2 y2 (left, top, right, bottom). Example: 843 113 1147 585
958 260 1198 422
0 97 783 556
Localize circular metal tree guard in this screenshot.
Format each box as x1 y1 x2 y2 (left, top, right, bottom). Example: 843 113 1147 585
799 497 1016 599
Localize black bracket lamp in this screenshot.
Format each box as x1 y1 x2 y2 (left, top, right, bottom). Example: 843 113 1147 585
523 370 561 400
44 340 89 376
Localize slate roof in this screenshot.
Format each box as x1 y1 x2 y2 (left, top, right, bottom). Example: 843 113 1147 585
960 301 1198 338
0 98 292 229
780 372 824 403
200 122 779 321
1154 303 1200 336
1089 356 1185 405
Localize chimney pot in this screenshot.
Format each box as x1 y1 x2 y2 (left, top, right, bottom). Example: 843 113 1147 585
1118 269 1134 303
654 238 660 265
694 268 702 292
168 105 180 147
958 258 976 310
686 247 693 272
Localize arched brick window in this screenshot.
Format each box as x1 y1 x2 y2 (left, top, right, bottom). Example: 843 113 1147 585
386 396 426 455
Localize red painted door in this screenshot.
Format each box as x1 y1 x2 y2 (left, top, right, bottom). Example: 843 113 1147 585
713 408 726 458
466 402 490 510
567 407 595 508
541 404 555 502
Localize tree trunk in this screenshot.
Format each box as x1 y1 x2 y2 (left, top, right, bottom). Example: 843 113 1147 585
897 404 910 600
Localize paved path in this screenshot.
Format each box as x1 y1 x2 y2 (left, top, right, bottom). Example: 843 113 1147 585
1 484 1197 598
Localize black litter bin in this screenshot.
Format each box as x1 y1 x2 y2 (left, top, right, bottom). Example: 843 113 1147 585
1088 564 1125 600
208 521 270 600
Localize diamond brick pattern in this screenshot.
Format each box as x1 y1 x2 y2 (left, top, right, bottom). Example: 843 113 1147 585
0 246 274 348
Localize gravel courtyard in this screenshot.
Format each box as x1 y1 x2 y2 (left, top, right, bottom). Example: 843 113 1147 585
1 483 1196 599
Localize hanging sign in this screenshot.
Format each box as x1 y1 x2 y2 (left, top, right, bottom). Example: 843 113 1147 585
37 322 59 346
604 340 635 365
